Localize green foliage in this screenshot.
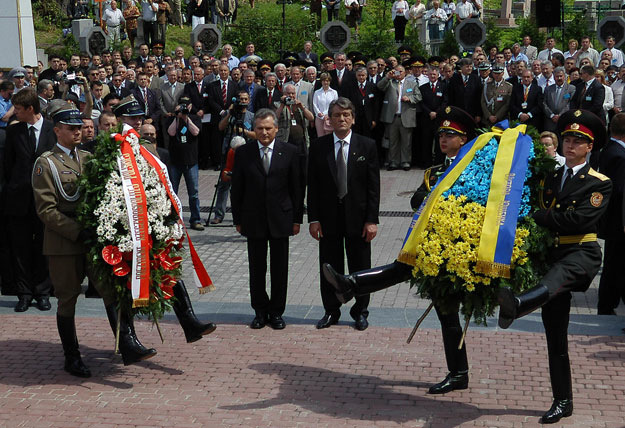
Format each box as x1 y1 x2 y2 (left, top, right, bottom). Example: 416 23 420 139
563 10 593 45
439 28 460 59
484 17 503 50
515 16 545 51
353 0 397 59
222 3 319 60
33 0 70 28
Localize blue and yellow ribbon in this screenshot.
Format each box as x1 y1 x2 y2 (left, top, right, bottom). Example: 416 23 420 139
398 122 531 279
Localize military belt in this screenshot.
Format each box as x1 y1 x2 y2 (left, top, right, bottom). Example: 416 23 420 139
555 233 597 246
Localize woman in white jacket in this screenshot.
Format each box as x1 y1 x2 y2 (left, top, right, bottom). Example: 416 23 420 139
312 73 338 137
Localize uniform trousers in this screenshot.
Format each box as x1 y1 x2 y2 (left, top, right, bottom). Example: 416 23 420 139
388 115 413 166
435 304 469 374
48 255 115 317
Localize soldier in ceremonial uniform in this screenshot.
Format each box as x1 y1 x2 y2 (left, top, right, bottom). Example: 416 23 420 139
480 63 513 127
32 106 157 377
497 109 612 424
324 107 478 394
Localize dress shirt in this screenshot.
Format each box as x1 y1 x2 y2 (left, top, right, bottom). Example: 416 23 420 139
312 87 339 117
257 139 275 164
456 1 474 19
537 48 563 61
600 48 625 67
103 8 124 26
537 74 555 90
29 115 44 150
510 52 529 63
333 131 352 160
227 55 240 70
396 79 404 114
0 96 12 128
560 162 586 189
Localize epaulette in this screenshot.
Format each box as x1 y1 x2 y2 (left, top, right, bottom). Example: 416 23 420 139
40 151 54 158
588 168 609 182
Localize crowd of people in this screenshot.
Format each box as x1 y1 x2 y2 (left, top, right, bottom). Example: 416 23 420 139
2 21 625 424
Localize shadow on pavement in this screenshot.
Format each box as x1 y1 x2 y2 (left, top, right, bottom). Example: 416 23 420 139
0 339 183 389
221 362 542 426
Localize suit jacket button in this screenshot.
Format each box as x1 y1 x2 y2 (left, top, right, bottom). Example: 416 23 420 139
555 204 561 208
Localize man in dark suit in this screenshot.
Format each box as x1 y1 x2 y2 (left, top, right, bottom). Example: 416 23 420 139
509 69 543 130
207 63 237 168
2 88 56 312
571 65 605 122
347 67 380 137
183 66 209 168
597 113 625 315
447 58 482 122
330 52 356 97
133 71 161 126
543 67 576 133
231 108 303 330
498 109 611 424
108 73 132 98
253 72 282 112
307 97 380 331
298 41 319 67
418 66 448 167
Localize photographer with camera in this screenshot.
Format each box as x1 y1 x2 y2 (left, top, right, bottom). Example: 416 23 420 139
276 84 314 197
61 73 94 121
208 91 256 225
166 96 204 231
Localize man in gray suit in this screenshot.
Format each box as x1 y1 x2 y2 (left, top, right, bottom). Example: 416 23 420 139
160 69 185 147
378 65 421 170
521 35 538 62
287 65 314 111
543 67 576 133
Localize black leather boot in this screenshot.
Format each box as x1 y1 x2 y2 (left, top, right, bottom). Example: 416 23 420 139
322 261 413 304
541 353 573 423
497 284 550 329
56 315 91 378
105 304 157 366
428 371 469 394
172 281 217 343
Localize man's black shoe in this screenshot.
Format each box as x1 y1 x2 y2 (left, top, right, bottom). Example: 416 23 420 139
250 315 267 329
269 315 286 330
316 313 339 329
427 372 469 394
387 164 398 171
64 355 91 378
35 297 51 311
15 298 31 312
353 314 368 331
541 399 573 424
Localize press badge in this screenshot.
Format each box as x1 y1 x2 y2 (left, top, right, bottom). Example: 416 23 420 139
291 119 297 126
564 93 570 99
585 96 592 101
301 91 307 95
496 96 503 101
436 92 443 97
521 102 528 109
406 88 413 93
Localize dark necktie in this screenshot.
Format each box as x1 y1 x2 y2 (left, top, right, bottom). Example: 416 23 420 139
69 148 76 161
336 140 347 199
222 82 227 106
268 90 272 105
29 126 37 151
562 167 573 190
444 157 452 167
359 84 365 97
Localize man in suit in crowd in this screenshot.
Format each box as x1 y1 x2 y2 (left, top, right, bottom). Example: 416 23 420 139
160 68 185 147
253 72 282 112
521 35 538 62
108 73 132 98
447 58 482 122
543 67 576 133
330 52 356 97
240 69 264 113
418 66 447 167
307 97 380 331
378 64 421 170
231 108 303 330
298 41 319 67
183 66 209 168
597 113 625 315
287 65 314 112
347 67 380 137
571 65 606 122
510 69 544 130
3 88 56 312
133 71 161 126
207 63 237 168
480 63 513 127
144 61 163 92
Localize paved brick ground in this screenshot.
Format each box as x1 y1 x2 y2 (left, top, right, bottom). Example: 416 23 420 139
2 168 625 427
0 316 624 428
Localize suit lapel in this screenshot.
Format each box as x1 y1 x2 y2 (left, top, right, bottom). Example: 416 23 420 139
346 135 359 182
559 164 588 199
325 136 339 187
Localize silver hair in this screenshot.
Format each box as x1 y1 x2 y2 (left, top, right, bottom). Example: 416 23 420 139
254 108 279 128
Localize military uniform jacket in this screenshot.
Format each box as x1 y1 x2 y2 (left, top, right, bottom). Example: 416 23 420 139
410 163 445 210
480 80 513 125
533 164 612 292
32 145 89 256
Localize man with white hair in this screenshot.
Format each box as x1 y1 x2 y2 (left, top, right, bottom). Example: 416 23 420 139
537 60 556 90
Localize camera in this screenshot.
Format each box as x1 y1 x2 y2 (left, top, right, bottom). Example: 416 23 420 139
233 98 247 112
285 97 296 106
64 72 78 86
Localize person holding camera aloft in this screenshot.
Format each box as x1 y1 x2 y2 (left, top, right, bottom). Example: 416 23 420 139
208 90 256 225
166 96 204 231
276 84 315 199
